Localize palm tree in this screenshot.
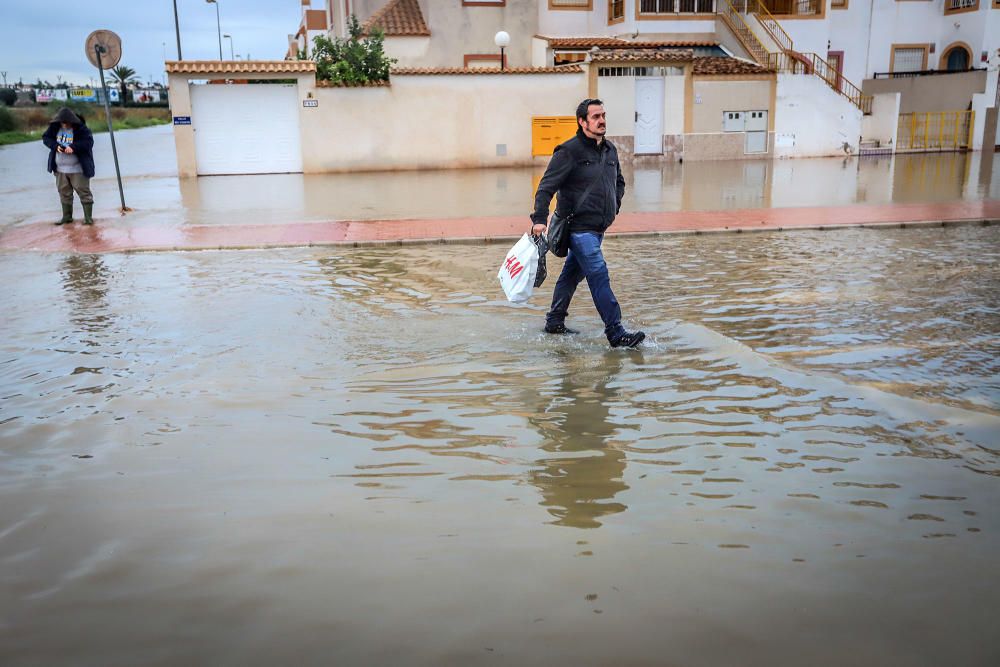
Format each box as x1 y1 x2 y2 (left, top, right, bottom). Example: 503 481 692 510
109 65 137 106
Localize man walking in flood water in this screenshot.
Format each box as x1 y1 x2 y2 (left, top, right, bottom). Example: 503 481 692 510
530 98 644 348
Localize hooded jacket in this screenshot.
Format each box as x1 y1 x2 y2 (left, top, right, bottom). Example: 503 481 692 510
42 108 96 178
531 128 626 234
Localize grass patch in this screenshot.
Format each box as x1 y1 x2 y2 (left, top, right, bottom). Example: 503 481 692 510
0 116 170 146
0 131 43 146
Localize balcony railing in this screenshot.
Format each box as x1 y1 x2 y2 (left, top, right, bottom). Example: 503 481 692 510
639 0 715 12
945 0 977 10
757 0 821 15
873 67 984 79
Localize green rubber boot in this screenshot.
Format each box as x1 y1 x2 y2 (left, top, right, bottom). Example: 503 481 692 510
82 203 94 226
56 202 73 225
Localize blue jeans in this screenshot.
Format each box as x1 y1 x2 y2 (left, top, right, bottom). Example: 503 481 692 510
546 231 626 342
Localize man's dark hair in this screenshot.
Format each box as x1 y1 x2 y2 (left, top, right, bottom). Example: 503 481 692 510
576 98 603 122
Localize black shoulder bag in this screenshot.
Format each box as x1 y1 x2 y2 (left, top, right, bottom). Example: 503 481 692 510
545 169 605 258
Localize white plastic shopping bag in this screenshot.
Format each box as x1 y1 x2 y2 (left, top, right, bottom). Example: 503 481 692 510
498 233 539 303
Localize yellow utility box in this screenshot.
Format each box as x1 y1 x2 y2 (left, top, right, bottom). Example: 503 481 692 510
532 116 577 157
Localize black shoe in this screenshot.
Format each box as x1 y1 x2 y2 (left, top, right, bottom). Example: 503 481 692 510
544 323 579 335
610 331 645 348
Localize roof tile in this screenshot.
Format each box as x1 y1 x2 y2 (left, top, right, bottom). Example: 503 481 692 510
543 37 717 49
362 0 430 37
590 49 694 63
692 56 773 75
165 60 316 74
391 66 584 75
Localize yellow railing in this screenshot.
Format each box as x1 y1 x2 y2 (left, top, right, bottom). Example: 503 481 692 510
896 111 975 151
748 0 794 53
766 51 873 114
717 0 770 65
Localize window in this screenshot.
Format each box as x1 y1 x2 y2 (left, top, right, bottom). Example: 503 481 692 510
549 0 591 8
890 45 929 73
831 0 847 8
598 66 683 76
944 0 978 12
940 43 973 70
609 0 625 23
639 0 673 13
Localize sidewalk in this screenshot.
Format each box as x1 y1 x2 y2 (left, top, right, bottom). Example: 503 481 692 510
1 200 997 254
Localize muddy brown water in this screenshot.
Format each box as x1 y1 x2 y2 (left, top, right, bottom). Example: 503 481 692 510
1 224 998 665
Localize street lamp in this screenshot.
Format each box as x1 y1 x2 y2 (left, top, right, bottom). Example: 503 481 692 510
494 31 510 71
223 33 234 60
206 0 222 61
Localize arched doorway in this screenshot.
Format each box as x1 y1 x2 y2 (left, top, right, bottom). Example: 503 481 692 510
941 43 971 72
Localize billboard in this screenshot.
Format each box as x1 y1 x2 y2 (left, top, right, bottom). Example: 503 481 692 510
133 89 161 104
69 88 97 102
36 89 69 103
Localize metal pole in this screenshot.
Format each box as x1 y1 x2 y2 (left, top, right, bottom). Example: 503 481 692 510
215 3 223 61
173 0 183 59
95 45 127 212
500 46 505 71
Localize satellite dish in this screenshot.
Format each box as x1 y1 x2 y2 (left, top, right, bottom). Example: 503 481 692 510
85 30 122 70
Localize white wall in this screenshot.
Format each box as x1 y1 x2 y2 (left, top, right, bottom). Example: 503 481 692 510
778 15 831 59
861 91 900 148
774 73 862 157
299 71 588 172
828 2 873 88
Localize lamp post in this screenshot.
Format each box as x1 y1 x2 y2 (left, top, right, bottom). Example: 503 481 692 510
223 33 234 60
172 0 183 59
494 31 510 71
206 0 222 61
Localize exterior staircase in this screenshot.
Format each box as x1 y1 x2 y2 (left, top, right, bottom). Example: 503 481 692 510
716 0 872 114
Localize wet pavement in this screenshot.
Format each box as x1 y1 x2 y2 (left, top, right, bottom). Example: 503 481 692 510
0 125 998 252
2 225 999 665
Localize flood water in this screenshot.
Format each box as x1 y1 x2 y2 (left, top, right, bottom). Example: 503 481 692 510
2 224 998 665
1 125 998 229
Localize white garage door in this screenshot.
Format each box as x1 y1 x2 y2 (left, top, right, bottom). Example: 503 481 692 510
190 83 302 175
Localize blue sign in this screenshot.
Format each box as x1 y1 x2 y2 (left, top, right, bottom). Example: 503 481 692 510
173 116 191 125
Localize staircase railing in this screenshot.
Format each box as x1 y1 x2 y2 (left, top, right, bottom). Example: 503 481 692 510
717 0 873 113
716 0 770 66
767 52 873 114
747 0 793 53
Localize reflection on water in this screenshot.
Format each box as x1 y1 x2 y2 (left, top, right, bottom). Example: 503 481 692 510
1 126 997 229
529 354 631 529
1 225 999 665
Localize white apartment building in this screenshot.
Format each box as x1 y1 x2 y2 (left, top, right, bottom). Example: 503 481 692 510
286 0 998 155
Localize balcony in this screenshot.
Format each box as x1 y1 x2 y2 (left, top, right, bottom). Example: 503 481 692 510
638 0 716 14
944 0 979 14
757 0 822 16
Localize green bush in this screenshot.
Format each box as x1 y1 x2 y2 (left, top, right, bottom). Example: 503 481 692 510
0 106 17 132
0 88 17 106
311 15 395 85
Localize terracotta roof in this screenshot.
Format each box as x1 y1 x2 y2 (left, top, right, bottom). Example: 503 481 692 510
362 0 430 37
692 56 774 75
391 66 584 75
166 60 316 74
542 37 716 49
590 48 694 63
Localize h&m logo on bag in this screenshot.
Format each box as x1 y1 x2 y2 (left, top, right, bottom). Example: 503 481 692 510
503 254 525 279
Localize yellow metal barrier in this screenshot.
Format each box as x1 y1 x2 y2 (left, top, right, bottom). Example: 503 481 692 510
532 116 577 157
896 111 975 152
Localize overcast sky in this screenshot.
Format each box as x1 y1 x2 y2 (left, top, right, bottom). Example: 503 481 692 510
0 0 305 87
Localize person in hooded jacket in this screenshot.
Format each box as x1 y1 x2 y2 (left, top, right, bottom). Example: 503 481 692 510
530 98 645 348
42 107 96 225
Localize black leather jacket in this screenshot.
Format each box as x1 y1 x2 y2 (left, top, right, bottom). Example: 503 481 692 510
531 128 626 233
